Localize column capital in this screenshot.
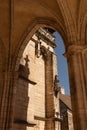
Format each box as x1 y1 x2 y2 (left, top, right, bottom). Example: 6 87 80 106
64 44 87 58
40 45 52 60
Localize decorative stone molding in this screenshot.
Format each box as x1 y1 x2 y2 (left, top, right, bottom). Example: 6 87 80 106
36 28 56 46
34 115 62 122
80 11 87 44
64 44 87 58
56 0 77 43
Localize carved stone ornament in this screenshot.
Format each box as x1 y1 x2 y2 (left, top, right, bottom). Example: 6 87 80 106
54 75 60 97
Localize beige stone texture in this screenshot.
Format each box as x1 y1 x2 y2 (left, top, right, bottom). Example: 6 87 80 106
0 0 87 130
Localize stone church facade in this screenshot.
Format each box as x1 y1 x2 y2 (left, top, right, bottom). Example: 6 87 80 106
0 1 87 130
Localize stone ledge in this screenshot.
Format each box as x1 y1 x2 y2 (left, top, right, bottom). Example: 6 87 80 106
34 116 62 122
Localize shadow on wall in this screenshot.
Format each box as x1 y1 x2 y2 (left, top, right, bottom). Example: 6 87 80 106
13 55 36 130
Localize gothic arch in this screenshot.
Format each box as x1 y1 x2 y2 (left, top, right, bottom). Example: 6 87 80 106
12 17 64 130
11 0 79 72
12 17 68 72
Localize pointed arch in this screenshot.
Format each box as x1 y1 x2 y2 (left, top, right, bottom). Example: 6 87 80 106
12 17 68 71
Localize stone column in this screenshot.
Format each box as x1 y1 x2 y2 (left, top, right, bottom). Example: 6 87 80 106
44 49 55 130
0 70 18 130
66 44 87 130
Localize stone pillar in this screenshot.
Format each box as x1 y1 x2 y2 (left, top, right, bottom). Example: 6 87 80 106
0 70 17 130
44 50 55 130
66 44 87 130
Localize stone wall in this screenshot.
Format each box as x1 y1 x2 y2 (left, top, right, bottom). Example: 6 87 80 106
13 34 49 130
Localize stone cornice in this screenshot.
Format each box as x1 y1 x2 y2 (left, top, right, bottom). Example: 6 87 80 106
36 29 56 48
34 115 62 122
64 44 87 58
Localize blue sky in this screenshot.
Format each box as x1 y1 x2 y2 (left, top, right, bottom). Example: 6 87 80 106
54 32 70 95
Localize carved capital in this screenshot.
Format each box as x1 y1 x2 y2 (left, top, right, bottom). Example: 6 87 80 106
64 44 87 58
40 45 52 60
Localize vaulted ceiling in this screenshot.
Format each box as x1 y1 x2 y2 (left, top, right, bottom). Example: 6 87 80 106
0 0 87 56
